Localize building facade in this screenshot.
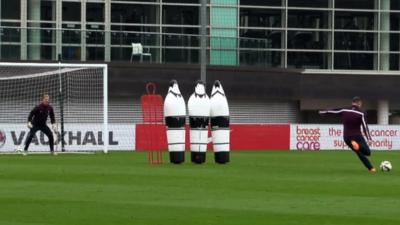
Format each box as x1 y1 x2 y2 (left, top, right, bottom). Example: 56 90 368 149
1 0 400 70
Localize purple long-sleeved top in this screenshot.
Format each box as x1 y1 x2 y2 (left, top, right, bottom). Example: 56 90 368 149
28 103 55 126
320 105 372 140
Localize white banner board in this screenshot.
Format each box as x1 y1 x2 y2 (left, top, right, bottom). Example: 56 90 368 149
290 124 400 151
0 123 135 152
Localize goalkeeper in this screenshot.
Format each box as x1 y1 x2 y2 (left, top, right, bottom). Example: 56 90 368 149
23 94 57 154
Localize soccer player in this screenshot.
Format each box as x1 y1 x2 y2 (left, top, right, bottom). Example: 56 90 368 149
319 97 376 172
23 94 57 155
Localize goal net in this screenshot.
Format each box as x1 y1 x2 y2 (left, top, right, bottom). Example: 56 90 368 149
0 62 108 153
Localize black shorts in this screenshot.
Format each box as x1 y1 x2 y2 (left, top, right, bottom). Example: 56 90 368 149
344 135 371 156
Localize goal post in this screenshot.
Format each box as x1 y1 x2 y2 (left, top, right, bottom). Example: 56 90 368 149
0 62 108 153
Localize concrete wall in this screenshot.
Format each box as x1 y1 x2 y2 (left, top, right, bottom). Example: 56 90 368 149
109 63 400 107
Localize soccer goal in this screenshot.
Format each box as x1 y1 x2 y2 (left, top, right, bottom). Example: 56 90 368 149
0 62 108 153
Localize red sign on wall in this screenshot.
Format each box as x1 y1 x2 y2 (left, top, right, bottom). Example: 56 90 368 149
135 124 290 151
230 124 290 150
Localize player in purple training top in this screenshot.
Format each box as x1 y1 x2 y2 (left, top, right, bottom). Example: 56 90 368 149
24 94 57 155
320 97 376 172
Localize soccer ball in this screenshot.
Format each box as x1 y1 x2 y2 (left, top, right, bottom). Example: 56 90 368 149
380 161 392 172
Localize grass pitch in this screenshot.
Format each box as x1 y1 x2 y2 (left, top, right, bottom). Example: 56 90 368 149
0 151 399 225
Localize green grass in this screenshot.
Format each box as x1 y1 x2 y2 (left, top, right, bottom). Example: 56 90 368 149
0 151 399 225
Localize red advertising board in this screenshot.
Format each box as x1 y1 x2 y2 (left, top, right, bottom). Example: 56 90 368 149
136 124 290 151
230 124 290 150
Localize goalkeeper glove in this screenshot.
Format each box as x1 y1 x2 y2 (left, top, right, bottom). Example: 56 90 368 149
27 122 33 129
52 124 58 132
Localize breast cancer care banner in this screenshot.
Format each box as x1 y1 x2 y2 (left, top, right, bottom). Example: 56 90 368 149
291 124 400 151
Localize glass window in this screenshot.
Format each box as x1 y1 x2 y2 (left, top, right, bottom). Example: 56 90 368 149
163 5 199 25
288 52 330 69
378 33 400 52
334 32 375 51
162 31 200 48
334 53 374 70
27 24 41 44
41 1 55 21
335 11 375 30
335 0 375 10
0 26 20 42
62 24 81 44
27 1 55 21
288 0 330 8
111 26 159 46
389 13 400 31
111 3 158 24
379 53 390 70
27 44 42 59
111 47 131 61
111 25 158 33
163 27 199 35
240 36 273 49
240 30 282 49
163 48 199 64
240 0 282 7
87 3 104 23
86 25 105 45
240 50 282 68
389 54 400 70
40 46 55 61
40 23 56 44
62 46 81 61
163 0 199 3
389 33 400 52
62 2 81 22
392 1 400 10
0 0 20 19
111 0 159 2
27 1 56 21
0 45 20 60
210 35 237 65
240 8 281 28
288 10 329 29
87 47 104 61
111 47 159 62
288 31 330 50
